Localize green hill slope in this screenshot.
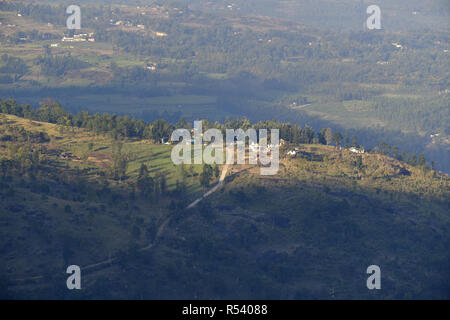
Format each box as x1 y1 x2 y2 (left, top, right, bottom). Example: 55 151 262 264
0 114 449 299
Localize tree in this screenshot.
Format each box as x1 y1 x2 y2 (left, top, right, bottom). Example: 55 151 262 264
138 163 149 179
214 164 220 179
113 154 128 180
176 117 188 129
44 44 51 56
431 161 436 171
355 156 363 171
409 153 417 166
200 164 213 188
31 150 40 172
417 154 426 166
317 129 327 145
379 141 391 155
112 141 123 155
137 163 150 196
151 119 173 142
352 136 359 148
0 158 11 178
37 98 69 124
324 128 333 145
160 174 167 195
332 132 343 148
189 165 195 183
176 164 188 196
138 176 154 199
392 146 399 159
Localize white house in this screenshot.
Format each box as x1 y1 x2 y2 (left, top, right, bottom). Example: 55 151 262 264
249 142 259 152
349 147 365 154
287 150 297 156
266 144 276 152
146 63 157 71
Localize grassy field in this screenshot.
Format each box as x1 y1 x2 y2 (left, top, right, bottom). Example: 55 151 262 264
0 113 210 195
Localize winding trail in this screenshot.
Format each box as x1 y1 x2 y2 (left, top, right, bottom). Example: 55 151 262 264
11 151 233 284
141 148 232 251
84 155 231 266
187 159 230 209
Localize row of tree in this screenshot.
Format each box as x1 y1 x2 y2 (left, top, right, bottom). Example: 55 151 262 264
1 98 430 170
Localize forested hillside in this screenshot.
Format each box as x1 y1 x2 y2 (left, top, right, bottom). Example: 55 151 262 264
0 107 449 299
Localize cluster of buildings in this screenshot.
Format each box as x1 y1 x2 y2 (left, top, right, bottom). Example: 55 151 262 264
154 31 168 37
62 33 95 43
110 20 138 28
392 42 404 49
146 63 157 71
287 148 300 156
348 147 365 154
285 146 364 157
249 141 278 153
109 19 168 37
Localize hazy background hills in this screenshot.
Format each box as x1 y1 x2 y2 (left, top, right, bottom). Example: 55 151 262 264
187 0 450 31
